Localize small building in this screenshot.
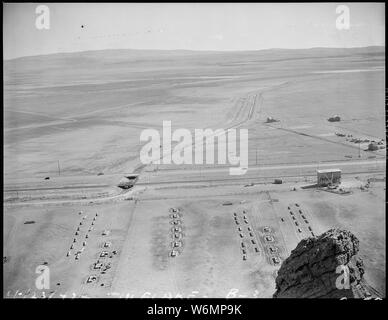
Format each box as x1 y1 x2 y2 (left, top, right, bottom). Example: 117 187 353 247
117 174 139 189
367 143 378 151
317 169 341 186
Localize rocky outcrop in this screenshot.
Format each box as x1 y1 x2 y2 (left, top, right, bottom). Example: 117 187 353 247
273 228 375 298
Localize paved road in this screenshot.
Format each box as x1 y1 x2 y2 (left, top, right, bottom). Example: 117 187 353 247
147 159 386 176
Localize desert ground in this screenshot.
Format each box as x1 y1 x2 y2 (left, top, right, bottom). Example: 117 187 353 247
3 47 386 298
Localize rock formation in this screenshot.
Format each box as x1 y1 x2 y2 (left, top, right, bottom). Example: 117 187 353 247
273 228 378 298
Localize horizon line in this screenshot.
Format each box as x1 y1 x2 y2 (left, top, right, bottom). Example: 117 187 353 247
4 45 385 62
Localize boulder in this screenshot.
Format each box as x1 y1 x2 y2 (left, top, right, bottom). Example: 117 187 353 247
273 228 376 298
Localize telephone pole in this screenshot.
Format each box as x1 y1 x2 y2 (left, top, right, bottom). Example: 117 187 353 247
57 160 61 176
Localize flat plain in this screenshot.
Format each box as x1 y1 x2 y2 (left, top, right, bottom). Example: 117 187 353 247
3 47 385 298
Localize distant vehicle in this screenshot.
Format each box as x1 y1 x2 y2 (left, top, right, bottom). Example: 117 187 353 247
44 177 50 180
328 115 341 122
170 250 178 257
266 117 280 123
263 226 271 233
93 262 103 270
86 275 98 283
97 172 104 176
103 242 112 248
335 132 346 137
222 201 233 206
173 241 182 248
99 251 109 258
274 179 283 184
269 246 278 254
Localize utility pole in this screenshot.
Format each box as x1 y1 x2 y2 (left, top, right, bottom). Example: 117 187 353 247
358 141 361 158
57 160 61 176
255 148 258 166
299 162 302 179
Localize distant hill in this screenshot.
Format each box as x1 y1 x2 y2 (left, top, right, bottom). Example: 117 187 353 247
4 46 385 63
4 46 385 88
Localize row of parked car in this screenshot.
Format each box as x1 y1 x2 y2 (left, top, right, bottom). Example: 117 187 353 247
169 208 184 258
233 211 261 261
261 226 281 266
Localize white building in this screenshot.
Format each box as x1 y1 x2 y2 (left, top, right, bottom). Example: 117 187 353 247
317 169 341 186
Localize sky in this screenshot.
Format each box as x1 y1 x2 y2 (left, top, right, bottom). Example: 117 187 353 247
3 3 385 60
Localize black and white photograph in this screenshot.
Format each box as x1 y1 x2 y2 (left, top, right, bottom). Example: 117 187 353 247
3 2 385 302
